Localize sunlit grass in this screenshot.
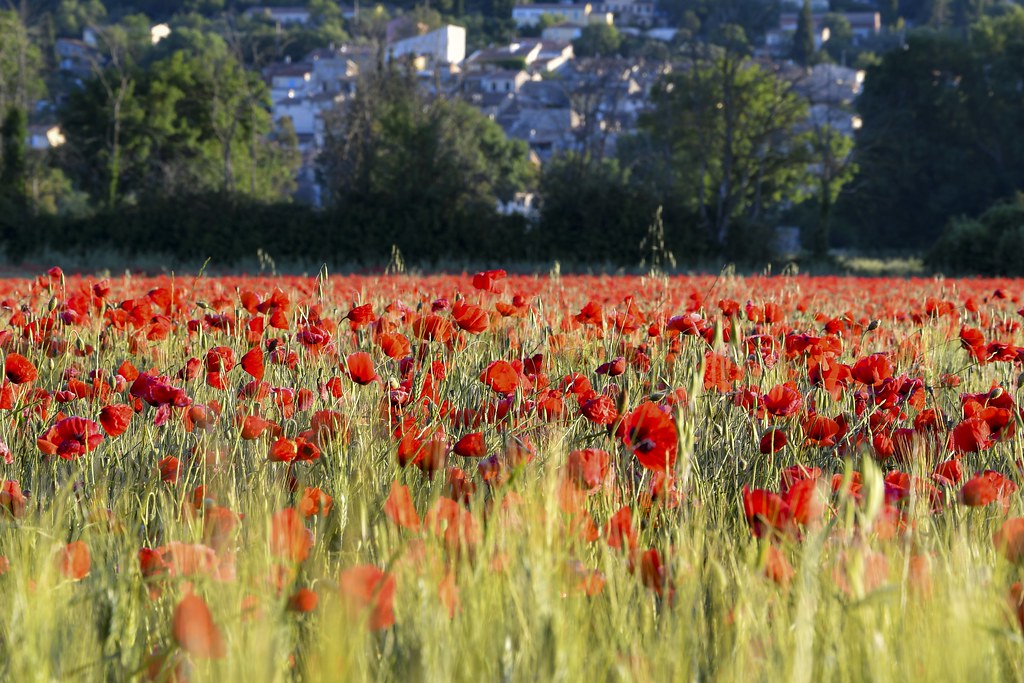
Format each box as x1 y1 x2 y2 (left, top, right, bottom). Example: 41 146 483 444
0 268 1021 681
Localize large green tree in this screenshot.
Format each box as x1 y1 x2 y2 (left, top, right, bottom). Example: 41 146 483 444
55 0 107 37
538 153 664 265
641 41 813 246
0 10 45 116
844 9 1024 248
573 24 623 58
319 60 535 259
0 107 28 209
61 28 299 206
791 0 817 67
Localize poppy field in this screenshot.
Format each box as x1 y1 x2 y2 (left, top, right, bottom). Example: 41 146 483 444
3 267 1024 681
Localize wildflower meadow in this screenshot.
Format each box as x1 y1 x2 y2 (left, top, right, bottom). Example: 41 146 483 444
1 266 1023 681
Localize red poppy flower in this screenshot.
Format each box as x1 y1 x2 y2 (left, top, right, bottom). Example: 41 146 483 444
994 518 1024 564
566 448 612 494
1010 583 1024 632
926 464 959 496
638 547 669 596
172 592 226 659
605 505 637 551
204 346 235 374
851 353 894 387
764 545 794 587
762 384 802 418
37 416 104 459
1 480 27 518
444 467 477 504
580 394 618 425
704 352 743 392
339 565 396 631
298 487 333 518
287 587 319 613
480 360 520 394
346 303 375 329
785 477 825 527
58 540 90 580
345 352 379 386
268 438 319 464
384 482 420 531
239 414 278 440
99 404 134 438
803 414 840 447
950 417 992 453
960 470 1018 509
5 353 36 384
425 497 479 554
453 432 487 458
620 401 678 472
438 571 460 618
742 486 791 538
147 542 227 580
411 436 449 477
377 333 411 359
240 347 265 380
269 508 313 564
412 314 454 343
759 429 787 454
779 465 822 494
131 372 190 408
452 300 489 334
596 357 626 377
158 456 182 485
959 325 986 360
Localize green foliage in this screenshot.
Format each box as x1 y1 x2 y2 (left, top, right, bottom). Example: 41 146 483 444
0 108 28 207
641 47 812 246
790 0 817 66
59 34 299 207
572 24 623 58
0 10 46 115
800 123 857 257
55 0 107 37
657 0 780 44
928 195 1024 274
820 13 854 63
537 154 666 265
318 61 536 263
844 10 1024 249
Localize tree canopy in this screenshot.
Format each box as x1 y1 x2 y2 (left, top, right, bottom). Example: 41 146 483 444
60 34 298 207
318 60 536 261
640 44 813 246
843 8 1024 248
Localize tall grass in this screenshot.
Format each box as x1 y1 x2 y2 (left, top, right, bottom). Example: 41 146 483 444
0 268 1021 681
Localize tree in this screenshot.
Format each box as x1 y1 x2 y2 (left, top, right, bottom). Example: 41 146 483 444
59 19 149 208
842 13 1024 249
929 194 1024 274
820 13 853 64
801 124 855 257
0 107 27 208
0 10 45 116
61 26 299 206
642 43 812 246
573 24 622 58
658 0 779 44
538 153 662 264
880 0 900 26
319 60 536 260
791 0 817 67
55 0 107 37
